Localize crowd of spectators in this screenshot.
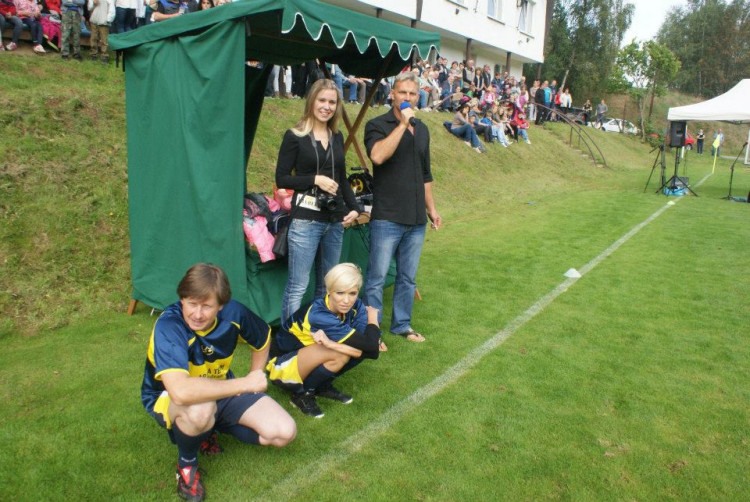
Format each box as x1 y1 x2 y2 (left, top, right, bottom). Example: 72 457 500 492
0 0 223 58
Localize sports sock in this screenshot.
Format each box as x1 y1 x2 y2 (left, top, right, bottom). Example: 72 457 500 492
303 364 337 392
223 424 260 445
172 422 211 468
334 357 363 378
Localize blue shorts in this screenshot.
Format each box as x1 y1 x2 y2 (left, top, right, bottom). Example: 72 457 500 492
150 391 267 441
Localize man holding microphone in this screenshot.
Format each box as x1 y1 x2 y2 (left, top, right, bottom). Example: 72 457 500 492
364 71 442 350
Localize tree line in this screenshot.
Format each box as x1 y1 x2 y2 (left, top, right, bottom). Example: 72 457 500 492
525 0 749 105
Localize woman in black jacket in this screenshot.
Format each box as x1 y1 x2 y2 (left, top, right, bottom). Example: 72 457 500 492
275 79 361 323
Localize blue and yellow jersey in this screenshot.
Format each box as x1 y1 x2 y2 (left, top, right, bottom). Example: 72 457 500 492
275 296 368 354
140 299 271 413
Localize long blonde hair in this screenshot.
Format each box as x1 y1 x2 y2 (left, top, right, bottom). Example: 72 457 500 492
291 79 343 137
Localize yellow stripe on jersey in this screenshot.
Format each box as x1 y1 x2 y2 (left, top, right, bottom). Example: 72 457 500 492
266 355 303 385
253 326 271 352
147 327 157 366
154 367 189 381
153 391 172 429
188 355 233 379
288 309 316 346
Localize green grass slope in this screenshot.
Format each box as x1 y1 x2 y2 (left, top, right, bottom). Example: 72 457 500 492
1 54 749 501
1 54 653 337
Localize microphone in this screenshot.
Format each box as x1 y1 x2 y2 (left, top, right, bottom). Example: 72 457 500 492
399 101 419 127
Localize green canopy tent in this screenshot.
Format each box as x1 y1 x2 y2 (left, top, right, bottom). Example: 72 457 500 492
109 0 439 324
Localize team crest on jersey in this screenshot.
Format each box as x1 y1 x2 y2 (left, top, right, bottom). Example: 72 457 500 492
202 345 215 356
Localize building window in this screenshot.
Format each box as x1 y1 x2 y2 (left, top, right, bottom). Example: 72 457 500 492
448 0 467 7
487 0 501 19
518 0 533 33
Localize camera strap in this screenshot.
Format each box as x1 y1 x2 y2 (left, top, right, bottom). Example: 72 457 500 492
309 130 334 183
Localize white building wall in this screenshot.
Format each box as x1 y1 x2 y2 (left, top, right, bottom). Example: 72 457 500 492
321 0 547 77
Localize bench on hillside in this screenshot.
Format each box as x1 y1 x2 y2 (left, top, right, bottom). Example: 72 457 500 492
2 20 92 49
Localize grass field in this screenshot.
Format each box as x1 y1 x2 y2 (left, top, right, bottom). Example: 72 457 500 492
1 54 749 501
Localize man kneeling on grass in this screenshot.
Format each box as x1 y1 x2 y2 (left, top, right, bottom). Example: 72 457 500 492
267 263 381 418
140 263 296 502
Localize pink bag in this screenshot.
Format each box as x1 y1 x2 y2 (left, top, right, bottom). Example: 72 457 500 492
243 210 276 262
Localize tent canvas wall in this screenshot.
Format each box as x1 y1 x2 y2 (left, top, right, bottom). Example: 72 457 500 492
109 0 439 323
667 79 750 164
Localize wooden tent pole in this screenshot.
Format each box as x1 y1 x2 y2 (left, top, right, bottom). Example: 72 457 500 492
320 63 370 168
321 50 396 167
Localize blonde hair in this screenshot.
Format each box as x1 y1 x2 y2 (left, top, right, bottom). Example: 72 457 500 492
325 263 363 293
291 79 343 137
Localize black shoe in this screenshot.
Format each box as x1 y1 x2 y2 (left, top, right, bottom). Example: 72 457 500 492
316 384 353 404
290 391 324 418
72 53 82 61
176 465 205 502
198 431 223 456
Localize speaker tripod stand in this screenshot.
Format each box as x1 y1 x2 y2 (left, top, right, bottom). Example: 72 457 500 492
660 147 698 196
644 143 666 193
724 141 749 200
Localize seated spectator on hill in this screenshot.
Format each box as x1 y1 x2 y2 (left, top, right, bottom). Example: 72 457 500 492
374 77 390 107
468 98 492 145
482 83 498 108
344 75 370 104
517 84 529 112
483 102 511 147
39 0 61 50
510 109 531 144
13 0 45 52
448 60 461 82
450 100 485 153
491 70 503 90
422 69 441 111
267 263 381 419
1 0 24 51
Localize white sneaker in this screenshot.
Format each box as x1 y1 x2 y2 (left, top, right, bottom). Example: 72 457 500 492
6 42 18 51
33 44 46 54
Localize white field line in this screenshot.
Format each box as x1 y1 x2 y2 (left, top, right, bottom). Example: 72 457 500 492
261 176 710 500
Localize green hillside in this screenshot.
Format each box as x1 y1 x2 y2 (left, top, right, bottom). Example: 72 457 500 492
0 53 745 337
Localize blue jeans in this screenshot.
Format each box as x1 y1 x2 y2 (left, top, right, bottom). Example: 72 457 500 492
366 220 426 334
281 219 344 324
450 124 481 148
0 15 24 44
418 89 427 109
114 7 136 34
21 16 43 45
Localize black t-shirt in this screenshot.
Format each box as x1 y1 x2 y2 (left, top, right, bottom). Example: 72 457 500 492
275 129 360 222
364 109 433 225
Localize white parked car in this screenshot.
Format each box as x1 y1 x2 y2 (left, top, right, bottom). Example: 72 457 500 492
593 118 639 134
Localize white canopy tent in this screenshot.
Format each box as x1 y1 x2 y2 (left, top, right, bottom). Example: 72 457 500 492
668 79 750 164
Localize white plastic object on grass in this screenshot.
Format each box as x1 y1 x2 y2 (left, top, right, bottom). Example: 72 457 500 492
564 268 582 278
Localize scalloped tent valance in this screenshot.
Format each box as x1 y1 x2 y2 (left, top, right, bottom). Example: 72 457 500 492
110 0 439 77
